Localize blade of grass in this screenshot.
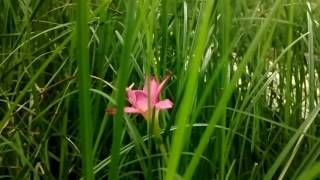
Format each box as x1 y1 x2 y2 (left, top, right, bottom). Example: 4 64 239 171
75 0 93 178
306 2 315 112
183 0 284 179
0 135 36 176
109 1 137 179
124 116 151 179
284 0 295 128
292 142 320 178
297 161 320 180
219 0 231 178
0 35 71 133
264 103 320 179
160 0 169 72
165 0 213 179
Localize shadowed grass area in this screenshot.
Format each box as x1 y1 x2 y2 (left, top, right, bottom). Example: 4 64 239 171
0 0 320 179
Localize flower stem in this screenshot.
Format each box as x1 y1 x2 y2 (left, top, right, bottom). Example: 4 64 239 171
152 111 168 164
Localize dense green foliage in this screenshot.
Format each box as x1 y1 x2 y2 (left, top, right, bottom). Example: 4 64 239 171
0 0 320 179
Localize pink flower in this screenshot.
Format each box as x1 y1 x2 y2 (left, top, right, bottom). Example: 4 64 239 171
106 75 173 119
124 75 173 119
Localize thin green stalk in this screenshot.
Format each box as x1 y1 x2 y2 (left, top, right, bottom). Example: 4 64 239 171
293 142 320 178
165 1 213 179
264 104 320 179
219 0 231 178
0 36 71 134
140 1 157 177
160 0 169 72
183 0 284 179
297 161 320 180
109 1 137 179
76 0 93 179
91 0 110 141
0 0 110 134
306 2 314 112
152 111 168 164
59 102 69 179
284 0 294 128
124 116 151 180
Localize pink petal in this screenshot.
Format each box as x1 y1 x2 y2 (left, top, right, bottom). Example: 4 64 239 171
124 107 141 113
143 76 159 103
134 91 150 112
155 75 170 101
127 89 136 105
155 99 173 109
157 75 170 93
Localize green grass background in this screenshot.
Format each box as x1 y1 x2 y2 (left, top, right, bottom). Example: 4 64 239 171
0 0 320 179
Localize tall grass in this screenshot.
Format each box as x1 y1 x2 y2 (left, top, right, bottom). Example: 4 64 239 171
75 0 93 179
0 0 320 179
